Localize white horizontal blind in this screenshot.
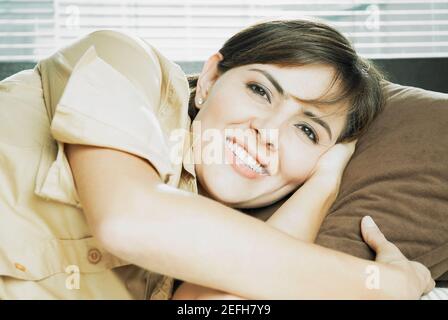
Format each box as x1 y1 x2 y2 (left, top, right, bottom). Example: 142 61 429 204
0 0 54 61
1 0 447 62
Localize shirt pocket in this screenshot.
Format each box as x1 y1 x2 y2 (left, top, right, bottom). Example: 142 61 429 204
0 236 129 282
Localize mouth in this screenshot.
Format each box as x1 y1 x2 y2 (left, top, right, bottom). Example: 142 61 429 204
224 136 270 178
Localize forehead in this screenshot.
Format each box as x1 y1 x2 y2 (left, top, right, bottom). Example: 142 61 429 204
234 63 347 114
238 63 338 99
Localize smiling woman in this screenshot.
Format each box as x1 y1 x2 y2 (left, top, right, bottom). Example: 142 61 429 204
0 19 435 300
186 19 385 209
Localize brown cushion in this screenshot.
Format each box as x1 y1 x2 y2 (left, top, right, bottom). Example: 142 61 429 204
315 81 448 280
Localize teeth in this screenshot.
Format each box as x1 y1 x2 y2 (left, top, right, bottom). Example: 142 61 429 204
225 138 266 175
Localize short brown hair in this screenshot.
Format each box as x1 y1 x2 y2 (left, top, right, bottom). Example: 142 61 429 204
188 19 385 143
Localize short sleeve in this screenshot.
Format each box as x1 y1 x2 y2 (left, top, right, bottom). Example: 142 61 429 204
35 40 176 207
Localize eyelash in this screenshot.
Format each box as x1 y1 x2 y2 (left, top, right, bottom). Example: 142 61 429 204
247 83 271 103
295 123 318 144
247 82 318 144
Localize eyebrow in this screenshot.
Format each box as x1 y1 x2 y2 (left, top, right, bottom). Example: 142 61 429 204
248 68 333 140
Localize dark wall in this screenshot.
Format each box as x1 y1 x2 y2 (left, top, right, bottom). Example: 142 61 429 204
0 62 35 81
1 58 447 94
373 58 448 94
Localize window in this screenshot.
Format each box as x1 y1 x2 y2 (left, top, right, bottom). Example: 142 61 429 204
1 0 447 62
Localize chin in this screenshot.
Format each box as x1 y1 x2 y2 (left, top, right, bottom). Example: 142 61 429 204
197 163 295 209
233 182 300 209
201 174 246 205
198 175 279 210
197 163 255 205
231 193 285 209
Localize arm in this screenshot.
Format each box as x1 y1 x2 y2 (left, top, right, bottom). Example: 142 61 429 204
173 142 353 299
66 144 432 300
265 172 337 242
173 170 337 300
173 174 336 299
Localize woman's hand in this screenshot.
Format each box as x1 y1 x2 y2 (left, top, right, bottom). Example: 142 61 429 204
306 139 358 191
173 216 436 300
261 139 358 242
361 215 436 299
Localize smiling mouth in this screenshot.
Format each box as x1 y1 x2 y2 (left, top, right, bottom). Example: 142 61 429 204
224 137 270 176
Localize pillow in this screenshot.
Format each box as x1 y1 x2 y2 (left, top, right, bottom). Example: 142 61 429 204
315 81 448 281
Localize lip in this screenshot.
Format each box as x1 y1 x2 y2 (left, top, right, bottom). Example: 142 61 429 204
224 143 267 179
225 138 270 179
226 136 269 170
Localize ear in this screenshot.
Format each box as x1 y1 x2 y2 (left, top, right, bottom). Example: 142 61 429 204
195 52 224 108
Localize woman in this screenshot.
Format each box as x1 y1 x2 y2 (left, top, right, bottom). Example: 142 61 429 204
0 19 434 299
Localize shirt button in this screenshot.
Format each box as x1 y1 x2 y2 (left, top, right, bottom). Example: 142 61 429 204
87 248 102 264
14 263 26 272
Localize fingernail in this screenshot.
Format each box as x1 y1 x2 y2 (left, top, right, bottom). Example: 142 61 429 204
363 216 377 228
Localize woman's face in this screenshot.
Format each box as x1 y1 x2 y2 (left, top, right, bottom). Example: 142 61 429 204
192 53 348 208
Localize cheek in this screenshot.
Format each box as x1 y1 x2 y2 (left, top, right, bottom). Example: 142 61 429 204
280 145 322 183
195 100 228 133
203 84 257 124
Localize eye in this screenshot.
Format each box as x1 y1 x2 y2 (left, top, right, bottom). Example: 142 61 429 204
246 83 271 103
294 123 318 144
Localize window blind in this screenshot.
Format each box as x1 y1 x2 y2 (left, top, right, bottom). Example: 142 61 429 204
1 0 447 62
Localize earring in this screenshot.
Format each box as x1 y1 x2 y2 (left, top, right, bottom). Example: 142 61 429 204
198 97 204 105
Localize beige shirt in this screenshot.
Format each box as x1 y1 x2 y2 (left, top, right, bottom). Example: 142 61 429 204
0 30 197 299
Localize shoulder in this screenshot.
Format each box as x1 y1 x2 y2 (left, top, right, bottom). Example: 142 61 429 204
38 29 173 86
52 29 165 79
78 29 161 64
38 30 170 115
70 30 187 90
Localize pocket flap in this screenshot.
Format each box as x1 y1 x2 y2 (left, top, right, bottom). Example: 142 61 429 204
0 236 130 281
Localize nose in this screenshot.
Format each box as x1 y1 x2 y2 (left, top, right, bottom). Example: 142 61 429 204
252 125 277 152
251 121 280 175
251 112 283 150
249 100 301 175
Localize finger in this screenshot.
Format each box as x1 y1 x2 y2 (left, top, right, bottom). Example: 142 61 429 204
361 216 405 262
341 139 357 148
343 139 357 156
425 279 436 295
337 141 356 153
360 216 389 252
334 140 357 162
414 262 436 295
